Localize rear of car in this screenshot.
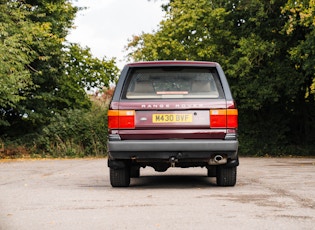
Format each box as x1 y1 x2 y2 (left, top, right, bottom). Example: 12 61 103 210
107 61 239 187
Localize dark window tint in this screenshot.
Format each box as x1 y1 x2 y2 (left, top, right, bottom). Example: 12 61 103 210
124 67 224 99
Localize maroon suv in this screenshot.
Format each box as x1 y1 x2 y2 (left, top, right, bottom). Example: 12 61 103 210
107 61 239 187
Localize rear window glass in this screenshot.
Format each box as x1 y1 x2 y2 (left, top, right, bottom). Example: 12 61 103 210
124 67 224 99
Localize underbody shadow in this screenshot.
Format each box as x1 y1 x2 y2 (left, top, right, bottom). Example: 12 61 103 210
130 175 217 189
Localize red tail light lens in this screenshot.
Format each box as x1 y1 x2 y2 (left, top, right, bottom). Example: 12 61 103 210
210 110 226 127
108 110 135 129
210 109 238 128
227 109 238 128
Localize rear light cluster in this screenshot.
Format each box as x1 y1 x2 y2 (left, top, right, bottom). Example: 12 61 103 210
108 110 135 129
210 109 238 128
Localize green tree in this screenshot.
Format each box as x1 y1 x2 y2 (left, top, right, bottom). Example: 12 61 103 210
281 0 315 145
127 0 315 155
64 43 118 92
0 1 44 126
0 0 118 139
127 0 233 63
12 0 80 133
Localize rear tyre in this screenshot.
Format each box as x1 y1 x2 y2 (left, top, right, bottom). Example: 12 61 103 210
110 167 130 187
216 166 237 186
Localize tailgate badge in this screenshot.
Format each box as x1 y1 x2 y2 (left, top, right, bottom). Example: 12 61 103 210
140 117 147 121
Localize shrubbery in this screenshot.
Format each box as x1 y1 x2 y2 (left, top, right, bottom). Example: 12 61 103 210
0 98 109 159
34 100 108 158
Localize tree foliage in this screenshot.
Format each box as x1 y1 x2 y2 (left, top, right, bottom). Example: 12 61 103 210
127 0 315 155
0 1 40 126
0 0 118 140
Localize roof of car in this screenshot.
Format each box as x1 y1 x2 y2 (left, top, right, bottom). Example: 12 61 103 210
126 60 218 67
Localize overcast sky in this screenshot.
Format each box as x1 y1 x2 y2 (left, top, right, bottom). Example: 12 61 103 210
67 0 165 68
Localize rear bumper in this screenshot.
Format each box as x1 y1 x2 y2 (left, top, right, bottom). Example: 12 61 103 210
108 139 238 160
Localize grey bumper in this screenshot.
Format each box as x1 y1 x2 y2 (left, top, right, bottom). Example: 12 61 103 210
108 139 238 152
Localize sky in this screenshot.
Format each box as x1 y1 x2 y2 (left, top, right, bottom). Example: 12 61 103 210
67 0 165 69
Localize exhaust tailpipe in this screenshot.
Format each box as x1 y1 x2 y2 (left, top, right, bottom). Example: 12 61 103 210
214 155 223 163
208 155 227 165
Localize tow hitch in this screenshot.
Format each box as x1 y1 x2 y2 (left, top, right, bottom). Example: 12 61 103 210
169 157 178 167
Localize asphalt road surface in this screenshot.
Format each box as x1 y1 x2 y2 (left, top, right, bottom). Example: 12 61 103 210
0 157 314 230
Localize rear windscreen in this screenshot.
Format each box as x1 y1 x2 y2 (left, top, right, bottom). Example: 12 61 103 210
123 67 224 99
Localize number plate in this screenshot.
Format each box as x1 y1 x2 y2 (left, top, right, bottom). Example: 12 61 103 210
152 114 193 123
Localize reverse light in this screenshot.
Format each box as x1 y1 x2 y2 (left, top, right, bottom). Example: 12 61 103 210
108 110 135 129
210 109 238 128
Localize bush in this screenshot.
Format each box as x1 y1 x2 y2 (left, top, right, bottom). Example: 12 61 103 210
34 102 108 158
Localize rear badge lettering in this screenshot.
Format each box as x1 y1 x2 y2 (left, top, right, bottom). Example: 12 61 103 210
141 104 170 109
141 104 204 109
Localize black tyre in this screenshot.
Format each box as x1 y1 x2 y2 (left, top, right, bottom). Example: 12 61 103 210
110 167 130 187
216 166 237 186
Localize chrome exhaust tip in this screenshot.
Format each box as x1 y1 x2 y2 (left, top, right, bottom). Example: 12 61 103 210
214 155 223 163
208 155 227 165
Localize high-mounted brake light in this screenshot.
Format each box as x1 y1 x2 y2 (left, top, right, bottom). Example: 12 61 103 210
108 110 135 129
210 109 238 128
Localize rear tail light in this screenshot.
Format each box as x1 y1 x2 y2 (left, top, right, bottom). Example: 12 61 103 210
227 109 238 128
108 110 135 129
210 109 238 128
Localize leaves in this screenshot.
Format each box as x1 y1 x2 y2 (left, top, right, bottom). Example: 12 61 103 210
36 103 109 157
0 2 37 112
127 0 232 62
64 43 118 91
0 1 119 138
